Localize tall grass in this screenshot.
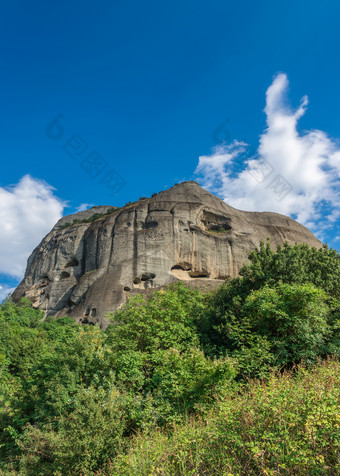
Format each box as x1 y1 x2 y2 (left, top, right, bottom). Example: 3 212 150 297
100 359 340 476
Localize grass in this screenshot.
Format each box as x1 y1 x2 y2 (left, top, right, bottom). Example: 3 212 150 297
99 359 340 476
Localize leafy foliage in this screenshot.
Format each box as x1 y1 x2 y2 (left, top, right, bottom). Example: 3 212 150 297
106 284 236 423
0 243 339 474
105 359 340 476
241 240 340 298
200 242 340 375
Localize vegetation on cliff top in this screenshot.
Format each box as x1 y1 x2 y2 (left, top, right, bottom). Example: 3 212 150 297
59 207 120 230
59 194 154 230
0 242 339 474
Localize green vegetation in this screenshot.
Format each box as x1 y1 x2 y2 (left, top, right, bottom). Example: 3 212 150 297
102 359 340 475
60 207 119 230
60 195 157 231
0 242 339 474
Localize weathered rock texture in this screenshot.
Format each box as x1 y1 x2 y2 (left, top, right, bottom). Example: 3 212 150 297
13 181 322 327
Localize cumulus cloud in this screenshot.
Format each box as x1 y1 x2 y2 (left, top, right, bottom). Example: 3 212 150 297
0 284 16 302
0 175 65 279
196 73 340 240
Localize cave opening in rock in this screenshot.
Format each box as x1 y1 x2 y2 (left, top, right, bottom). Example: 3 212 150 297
65 257 79 268
170 264 193 280
142 220 158 229
200 210 232 233
189 272 209 278
141 273 156 281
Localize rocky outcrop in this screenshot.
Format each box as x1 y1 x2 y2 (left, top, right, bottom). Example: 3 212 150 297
13 181 322 327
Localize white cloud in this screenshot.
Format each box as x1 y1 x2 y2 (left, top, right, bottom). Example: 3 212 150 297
76 203 93 213
0 284 16 302
196 73 340 240
0 175 65 279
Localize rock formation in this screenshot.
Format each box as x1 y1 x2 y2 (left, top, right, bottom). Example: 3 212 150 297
13 181 322 327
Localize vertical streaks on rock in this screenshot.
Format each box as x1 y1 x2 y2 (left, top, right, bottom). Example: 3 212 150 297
13 181 322 327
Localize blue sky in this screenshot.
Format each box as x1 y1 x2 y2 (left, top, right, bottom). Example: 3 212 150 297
1 0 340 298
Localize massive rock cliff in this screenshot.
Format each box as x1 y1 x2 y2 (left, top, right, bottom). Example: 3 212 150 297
13 181 321 327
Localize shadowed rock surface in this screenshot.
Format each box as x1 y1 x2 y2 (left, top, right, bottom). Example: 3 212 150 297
13 181 322 327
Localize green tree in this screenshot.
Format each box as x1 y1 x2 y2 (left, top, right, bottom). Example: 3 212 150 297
106 284 236 421
243 283 330 366
241 240 340 298
106 283 204 353
200 242 340 364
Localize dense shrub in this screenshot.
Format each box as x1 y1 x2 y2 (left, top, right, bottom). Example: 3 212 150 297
105 359 340 476
106 283 204 353
106 284 236 423
200 242 340 374
207 282 333 375
241 240 340 298
0 243 339 474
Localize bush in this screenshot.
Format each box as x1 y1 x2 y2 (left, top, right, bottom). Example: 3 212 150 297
106 283 204 354
241 241 340 298
243 283 331 366
16 386 131 475
103 359 340 476
106 284 236 423
0 244 339 474
200 243 340 372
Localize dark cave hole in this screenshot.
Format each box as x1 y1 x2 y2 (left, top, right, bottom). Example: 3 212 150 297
65 257 79 268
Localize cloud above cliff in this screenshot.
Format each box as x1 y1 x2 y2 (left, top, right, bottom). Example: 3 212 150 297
196 73 340 240
0 175 65 279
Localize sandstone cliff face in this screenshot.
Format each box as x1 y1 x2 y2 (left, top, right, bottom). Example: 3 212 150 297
13 182 322 327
